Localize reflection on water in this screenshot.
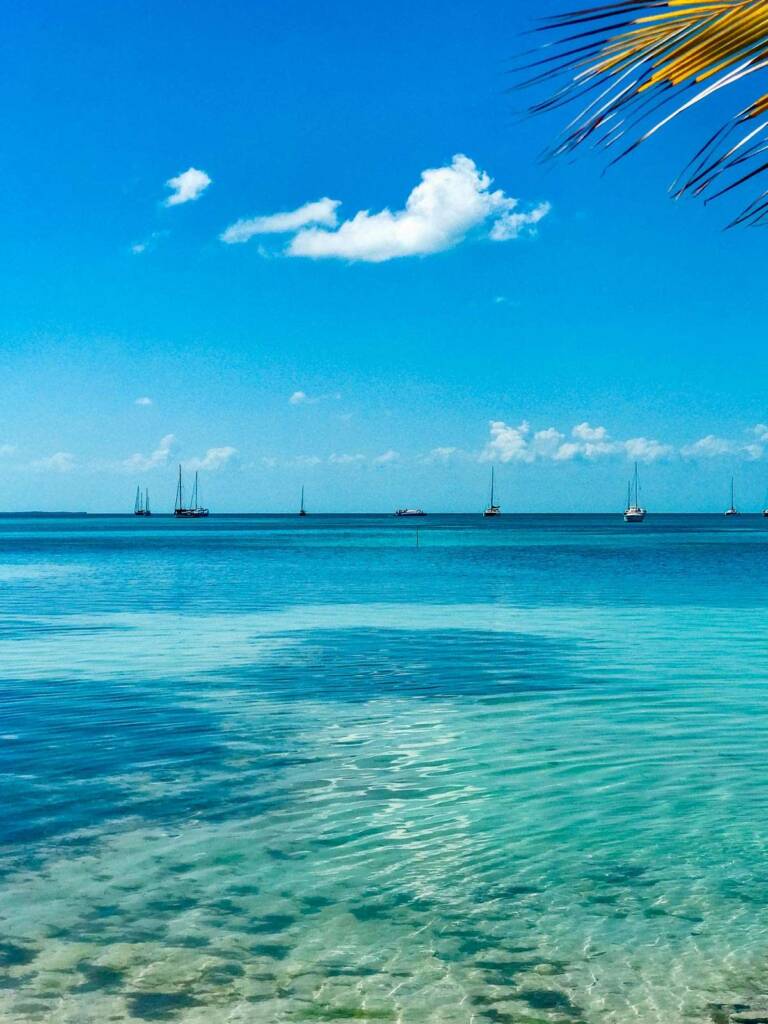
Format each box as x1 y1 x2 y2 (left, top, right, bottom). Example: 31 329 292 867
2 515 768 1022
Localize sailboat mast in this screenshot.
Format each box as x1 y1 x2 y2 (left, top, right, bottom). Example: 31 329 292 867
634 462 639 507
176 465 183 512
300 486 305 513
135 485 140 514
490 467 495 507
145 488 150 514
193 472 199 509
731 476 735 511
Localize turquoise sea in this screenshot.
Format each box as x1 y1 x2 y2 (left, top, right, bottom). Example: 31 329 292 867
2 513 768 1024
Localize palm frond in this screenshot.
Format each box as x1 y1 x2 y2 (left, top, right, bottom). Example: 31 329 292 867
526 0 768 223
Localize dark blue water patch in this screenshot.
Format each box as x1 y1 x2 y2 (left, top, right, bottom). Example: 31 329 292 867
3 514 768 621
0 625 600 859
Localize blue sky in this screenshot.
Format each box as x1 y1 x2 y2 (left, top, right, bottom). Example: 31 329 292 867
3 0 768 512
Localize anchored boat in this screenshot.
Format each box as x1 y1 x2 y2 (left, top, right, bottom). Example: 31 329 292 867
174 465 209 518
725 477 739 517
483 467 501 517
624 463 646 523
395 508 426 517
298 486 307 517
133 486 151 516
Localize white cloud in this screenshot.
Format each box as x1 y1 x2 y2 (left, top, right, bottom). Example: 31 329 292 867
131 230 167 255
134 397 153 406
572 422 607 443
164 167 211 207
291 455 323 468
220 199 340 244
490 202 552 241
373 449 400 465
425 446 459 463
289 390 341 406
481 420 533 463
681 434 763 461
329 453 366 465
286 154 549 263
122 434 176 472
680 435 738 459
32 452 75 472
184 446 238 472
624 437 674 463
530 427 565 460
480 420 672 464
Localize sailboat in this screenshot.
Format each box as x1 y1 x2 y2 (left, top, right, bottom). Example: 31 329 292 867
133 486 151 516
624 462 646 522
483 467 501 517
298 486 307 517
725 477 739 517
174 465 209 518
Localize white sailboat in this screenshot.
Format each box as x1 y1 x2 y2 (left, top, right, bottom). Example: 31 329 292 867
725 477 739 517
483 467 501 517
624 463 646 522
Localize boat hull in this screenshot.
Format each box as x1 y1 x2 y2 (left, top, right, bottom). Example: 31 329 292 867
624 510 646 523
483 508 501 517
174 509 209 518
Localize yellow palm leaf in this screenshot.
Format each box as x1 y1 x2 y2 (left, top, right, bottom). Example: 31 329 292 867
526 0 768 223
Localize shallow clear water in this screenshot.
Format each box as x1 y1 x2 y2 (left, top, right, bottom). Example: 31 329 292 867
2 513 768 1023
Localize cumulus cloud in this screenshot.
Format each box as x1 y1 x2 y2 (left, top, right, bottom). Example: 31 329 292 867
681 435 738 459
32 452 75 472
624 437 674 463
184 446 238 472
134 397 153 406
220 199 340 244
277 155 549 262
481 421 533 463
373 449 400 465
680 434 762 460
490 202 552 241
122 434 176 472
481 421 673 464
572 422 608 443
164 167 211 207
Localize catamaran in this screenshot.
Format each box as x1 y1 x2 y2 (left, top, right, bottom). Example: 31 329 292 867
483 467 501 517
133 486 151 516
624 462 646 522
174 465 209 518
725 477 739 517
298 486 307 517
